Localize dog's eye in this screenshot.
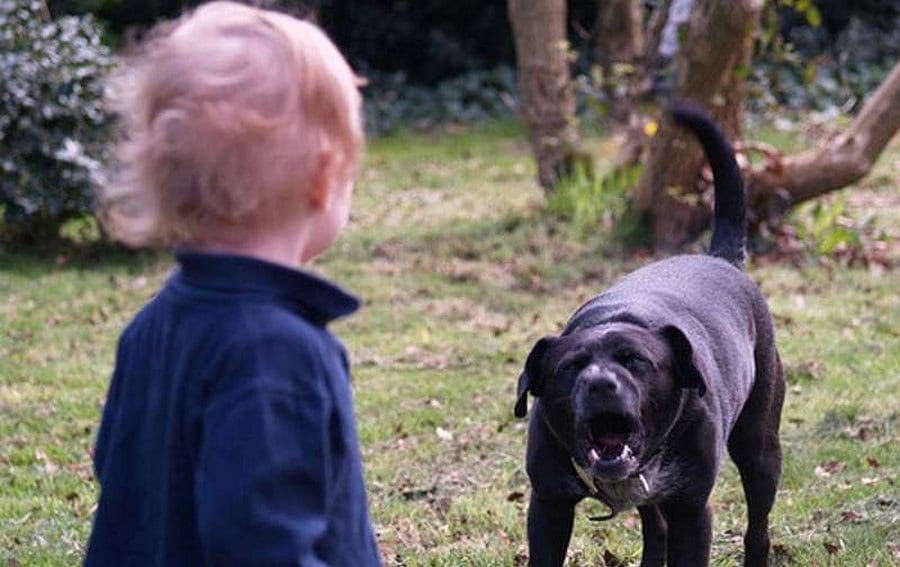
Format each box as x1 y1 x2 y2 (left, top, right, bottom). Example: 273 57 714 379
558 353 589 375
618 352 648 371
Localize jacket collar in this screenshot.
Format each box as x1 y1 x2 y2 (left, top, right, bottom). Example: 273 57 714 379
173 250 360 325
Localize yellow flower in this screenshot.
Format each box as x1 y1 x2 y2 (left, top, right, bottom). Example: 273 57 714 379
644 120 659 137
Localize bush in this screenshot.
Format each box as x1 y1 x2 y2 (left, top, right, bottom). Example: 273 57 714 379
0 0 112 242
751 10 900 113
546 163 645 248
363 66 518 135
48 0 533 87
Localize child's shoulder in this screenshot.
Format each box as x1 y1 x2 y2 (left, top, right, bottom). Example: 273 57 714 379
119 289 341 397
201 307 346 405
120 278 334 363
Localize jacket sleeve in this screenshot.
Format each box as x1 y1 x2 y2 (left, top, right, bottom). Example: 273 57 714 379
195 337 333 566
93 332 131 482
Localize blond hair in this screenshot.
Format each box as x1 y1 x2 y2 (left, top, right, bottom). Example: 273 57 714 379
101 1 363 246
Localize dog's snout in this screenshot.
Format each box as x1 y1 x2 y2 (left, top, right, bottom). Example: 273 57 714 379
588 373 619 395
577 366 624 403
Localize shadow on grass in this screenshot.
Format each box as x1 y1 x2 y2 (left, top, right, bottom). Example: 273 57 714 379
0 238 167 277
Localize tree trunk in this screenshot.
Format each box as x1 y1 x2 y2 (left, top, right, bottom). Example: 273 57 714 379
643 0 673 69
634 0 763 251
612 0 672 171
508 0 581 191
593 0 644 125
748 60 900 224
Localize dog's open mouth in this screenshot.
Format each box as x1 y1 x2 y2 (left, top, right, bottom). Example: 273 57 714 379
580 413 640 479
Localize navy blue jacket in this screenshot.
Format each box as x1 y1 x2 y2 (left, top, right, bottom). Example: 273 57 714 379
85 251 381 566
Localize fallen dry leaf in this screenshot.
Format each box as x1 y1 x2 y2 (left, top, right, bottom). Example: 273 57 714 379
889 543 900 559
400 486 436 501
621 514 640 530
771 543 791 559
435 427 453 442
431 496 451 519
506 491 525 503
603 549 626 567
814 460 843 478
876 495 895 507
823 541 842 555
839 510 863 523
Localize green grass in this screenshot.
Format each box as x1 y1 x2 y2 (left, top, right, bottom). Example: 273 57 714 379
2 121 899 565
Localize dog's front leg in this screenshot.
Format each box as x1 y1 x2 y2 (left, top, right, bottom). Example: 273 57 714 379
638 504 667 567
527 493 576 567
661 502 713 567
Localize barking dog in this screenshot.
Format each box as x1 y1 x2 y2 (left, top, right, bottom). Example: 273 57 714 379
515 103 785 566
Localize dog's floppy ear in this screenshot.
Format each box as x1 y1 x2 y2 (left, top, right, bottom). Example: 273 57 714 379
515 336 555 418
659 325 707 397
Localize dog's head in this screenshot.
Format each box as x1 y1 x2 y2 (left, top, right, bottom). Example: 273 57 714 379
515 322 706 482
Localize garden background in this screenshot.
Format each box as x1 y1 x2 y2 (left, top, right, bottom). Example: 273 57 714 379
1 0 898 564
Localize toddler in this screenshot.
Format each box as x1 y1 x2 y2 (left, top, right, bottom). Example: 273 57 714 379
85 3 380 565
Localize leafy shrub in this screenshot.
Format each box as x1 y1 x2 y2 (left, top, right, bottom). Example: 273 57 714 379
0 0 112 242
313 0 516 86
546 164 643 245
363 66 518 135
49 0 601 88
797 197 863 255
751 10 900 113
756 192 892 269
793 195 892 268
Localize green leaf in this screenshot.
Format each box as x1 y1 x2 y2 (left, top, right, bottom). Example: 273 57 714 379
732 65 751 80
803 63 818 85
806 6 822 28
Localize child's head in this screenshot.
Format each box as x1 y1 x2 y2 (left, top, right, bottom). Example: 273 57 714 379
102 1 363 252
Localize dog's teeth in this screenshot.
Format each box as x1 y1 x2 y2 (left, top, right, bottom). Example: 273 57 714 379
588 448 600 465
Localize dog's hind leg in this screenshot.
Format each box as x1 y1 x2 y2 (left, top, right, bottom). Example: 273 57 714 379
527 494 577 567
638 504 667 567
728 347 785 567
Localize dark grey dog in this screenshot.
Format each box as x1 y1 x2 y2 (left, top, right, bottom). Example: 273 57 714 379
514 104 785 566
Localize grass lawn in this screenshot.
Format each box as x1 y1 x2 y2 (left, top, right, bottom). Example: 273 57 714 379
1 121 898 565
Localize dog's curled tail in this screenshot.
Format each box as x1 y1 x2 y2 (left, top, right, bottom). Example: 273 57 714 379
669 102 746 267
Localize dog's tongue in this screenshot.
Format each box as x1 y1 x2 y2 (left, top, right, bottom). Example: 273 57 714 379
597 433 626 446
600 435 627 458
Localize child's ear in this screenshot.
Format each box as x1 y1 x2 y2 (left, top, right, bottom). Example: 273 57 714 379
308 152 337 210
